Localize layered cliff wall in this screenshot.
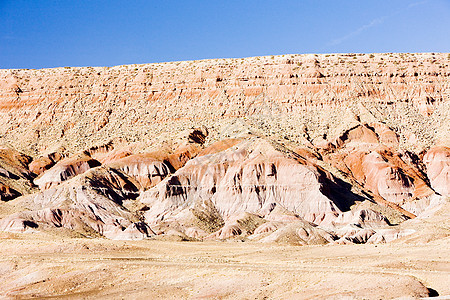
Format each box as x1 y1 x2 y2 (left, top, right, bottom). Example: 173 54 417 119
1 53 449 156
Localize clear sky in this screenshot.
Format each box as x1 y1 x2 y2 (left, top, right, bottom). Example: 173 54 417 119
1 0 449 69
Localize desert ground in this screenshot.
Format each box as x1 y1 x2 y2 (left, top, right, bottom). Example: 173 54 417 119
0 232 449 299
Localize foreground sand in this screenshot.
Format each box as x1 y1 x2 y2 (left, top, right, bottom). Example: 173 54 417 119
0 234 448 299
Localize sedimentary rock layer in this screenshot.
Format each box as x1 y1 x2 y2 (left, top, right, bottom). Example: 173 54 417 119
0 53 448 155
0 53 448 242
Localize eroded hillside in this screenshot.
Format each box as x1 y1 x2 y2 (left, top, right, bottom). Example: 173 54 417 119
1 53 449 155
0 53 449 244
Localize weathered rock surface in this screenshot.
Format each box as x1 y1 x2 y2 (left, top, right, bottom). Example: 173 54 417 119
28 152 63 175
1 53 448 156
0 148 36 201
0 53 449 243
34 154 101 190
424 146 450 196
139 139 351 227
0 166 152 240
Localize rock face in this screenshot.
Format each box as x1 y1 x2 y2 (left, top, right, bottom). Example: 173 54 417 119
0 166 150 240
139 139 351 230
34 154 101 190
423 146 450 196
0 53 449 243
28 152 63 175
105 143 200 190
0 148 36 201
320 124 435 217
0 53 448 156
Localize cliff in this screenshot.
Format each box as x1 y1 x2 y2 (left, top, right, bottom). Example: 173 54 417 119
0 53 448 155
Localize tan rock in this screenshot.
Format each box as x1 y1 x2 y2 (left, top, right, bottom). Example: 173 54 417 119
258 220 335 245
423 146 450 196
0 53 447 156
0 166 150 239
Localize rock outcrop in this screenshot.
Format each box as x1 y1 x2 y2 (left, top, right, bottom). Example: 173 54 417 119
0 166 151 240
139 139 350 227
0 53 448 243
34 154 101 190
423 146 450 196
0 148 36 201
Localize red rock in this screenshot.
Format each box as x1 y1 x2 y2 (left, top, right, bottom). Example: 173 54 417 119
334 125 379 148
197 139 241 156
0 182 21 201
0 147 33 179
0 147 35 201
0 53 447 156
28 152 63 175
34 154 101 190
29 156 54 175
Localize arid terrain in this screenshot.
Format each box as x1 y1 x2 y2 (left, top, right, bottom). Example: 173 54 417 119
0 53 449 298
0 231 449 299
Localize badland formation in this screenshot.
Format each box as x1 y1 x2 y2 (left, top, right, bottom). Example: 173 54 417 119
0 53 448 298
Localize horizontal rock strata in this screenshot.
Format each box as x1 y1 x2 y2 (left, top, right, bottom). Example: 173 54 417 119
0 53 448 243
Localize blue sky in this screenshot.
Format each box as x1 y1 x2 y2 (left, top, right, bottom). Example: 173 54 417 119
1 0 449 69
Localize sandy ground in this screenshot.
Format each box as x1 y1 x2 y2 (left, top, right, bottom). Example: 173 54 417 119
0 233 448 299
